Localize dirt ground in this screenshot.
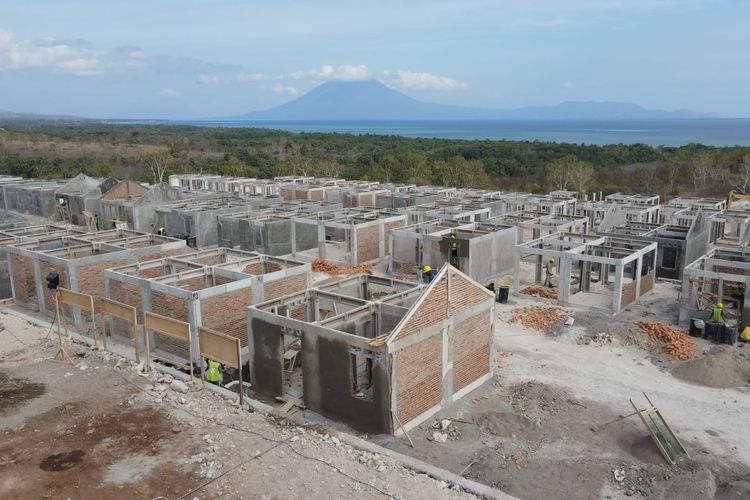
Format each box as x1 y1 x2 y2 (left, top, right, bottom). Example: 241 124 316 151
0 310 474 500
374 282 750 500
4 278 750 500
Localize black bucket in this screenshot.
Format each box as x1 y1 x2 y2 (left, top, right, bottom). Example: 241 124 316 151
497 286 509 303
724 325 738 345
689 318 704 337
704 322 721 342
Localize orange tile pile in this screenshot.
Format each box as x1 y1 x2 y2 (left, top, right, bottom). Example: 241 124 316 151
312 258 373 276
510 305 568 332
521 286 557 300
635 321 697 360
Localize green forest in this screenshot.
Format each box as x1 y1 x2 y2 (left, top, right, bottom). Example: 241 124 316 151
0 121 748 199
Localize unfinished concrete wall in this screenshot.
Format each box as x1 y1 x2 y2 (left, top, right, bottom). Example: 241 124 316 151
685 210 712 268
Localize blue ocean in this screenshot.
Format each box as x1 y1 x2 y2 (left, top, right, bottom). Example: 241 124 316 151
177 119 750 147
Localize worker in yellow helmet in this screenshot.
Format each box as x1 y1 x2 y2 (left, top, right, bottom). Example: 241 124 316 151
710 303 725 325
422 265 436 284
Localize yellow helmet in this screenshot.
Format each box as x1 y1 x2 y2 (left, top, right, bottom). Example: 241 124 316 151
422 265 432 273
717 303 724 309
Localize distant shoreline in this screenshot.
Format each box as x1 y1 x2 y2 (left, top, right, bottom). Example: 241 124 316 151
101 118 750 147
4 117 749 147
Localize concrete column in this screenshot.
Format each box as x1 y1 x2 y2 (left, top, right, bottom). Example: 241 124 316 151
350 223 358 264
559 257 571 305
317 222 326 259
378 221 385 259
290 220 297 254
187 297 202 365
512 250 521 294
32 258 44 312
612 264 624 314
635 256 643 299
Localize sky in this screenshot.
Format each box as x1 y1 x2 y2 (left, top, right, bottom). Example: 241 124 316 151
0 0 748 119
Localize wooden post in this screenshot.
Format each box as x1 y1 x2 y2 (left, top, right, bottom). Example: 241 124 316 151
236 337 244 407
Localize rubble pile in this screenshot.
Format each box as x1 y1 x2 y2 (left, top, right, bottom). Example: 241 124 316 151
311 258 373 276
636 321 697 360
511 305 569 332
521 286 557 300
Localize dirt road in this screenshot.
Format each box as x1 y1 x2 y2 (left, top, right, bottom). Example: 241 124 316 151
0 310 474 499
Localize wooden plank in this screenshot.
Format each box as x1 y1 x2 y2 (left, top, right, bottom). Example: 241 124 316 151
198 326 240 368
145 312 190 340
630 394 688 465
58 288 93 311
101 297 136 323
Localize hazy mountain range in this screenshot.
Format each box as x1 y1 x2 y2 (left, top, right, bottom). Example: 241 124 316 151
233 80 717 121
1 80 719 122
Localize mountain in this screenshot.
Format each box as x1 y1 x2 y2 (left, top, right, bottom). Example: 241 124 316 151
234 80 715 121
0 109 91 121
235 80 484 120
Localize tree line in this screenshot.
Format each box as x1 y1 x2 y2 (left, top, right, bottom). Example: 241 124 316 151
0 121 747 199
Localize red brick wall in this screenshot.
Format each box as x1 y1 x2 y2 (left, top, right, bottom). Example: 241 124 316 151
640 271 655 295
190 255 222 266
41 262 68 313
174 276 207 291
243 262 263 275
201 288 252 347
361 193 375 207
264 273 307 301
447 272 491 317
150 290 189 358
75 259 128 319
621 279 637 307
101 180 147 200
356 225 380 263
453 311 490 392
310 189 324 202
280 187 294 201
395 334 442 425
343 193 353 208
295 189 308 200
394 274 448 341
108 280 143 341
10 253 36 305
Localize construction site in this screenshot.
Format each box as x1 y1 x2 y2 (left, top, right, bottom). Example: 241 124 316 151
1 173 749 500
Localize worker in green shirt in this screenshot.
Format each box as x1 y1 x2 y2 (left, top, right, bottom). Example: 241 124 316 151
710 303 725 325
205 359 222 385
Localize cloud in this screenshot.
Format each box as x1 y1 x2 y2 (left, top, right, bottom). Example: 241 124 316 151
157 88 182 98
196 73 220 84
289 64 370 82
0 28 103 75
272 84 299 96
237 72 269 82
0 28 235 77
381 70 467 91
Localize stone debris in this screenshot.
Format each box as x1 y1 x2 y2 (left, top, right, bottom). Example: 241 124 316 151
577 332 614 347
510 305 569 332
170 379 189 394
431 431 448 443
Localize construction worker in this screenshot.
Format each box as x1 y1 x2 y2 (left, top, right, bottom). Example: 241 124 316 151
205 359 222 385
94 213 101 231
544 258 555 288
422 265 436 284
709 303 725 325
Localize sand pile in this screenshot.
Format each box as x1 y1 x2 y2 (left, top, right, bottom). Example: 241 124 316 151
671 347 750 388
